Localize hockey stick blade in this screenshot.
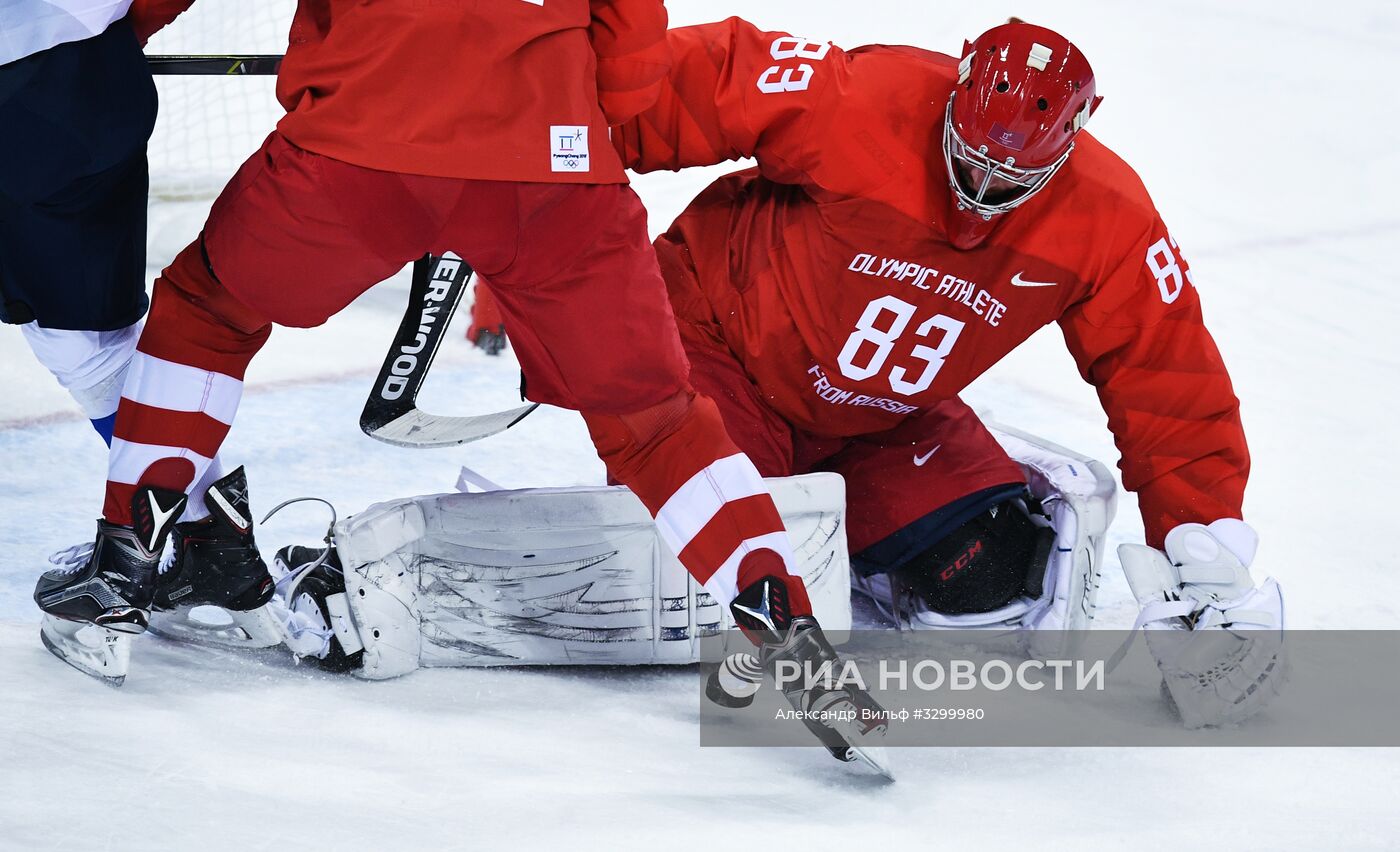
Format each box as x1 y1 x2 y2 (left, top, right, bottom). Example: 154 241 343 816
147 55 283 75
362 403 539 449
360 253 539 448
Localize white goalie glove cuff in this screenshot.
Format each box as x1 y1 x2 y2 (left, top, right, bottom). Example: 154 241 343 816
1122 519 1281 631
1117 519 1287 728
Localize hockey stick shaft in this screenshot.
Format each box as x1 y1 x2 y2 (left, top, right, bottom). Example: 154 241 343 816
360 254 538 448
363 253 470 431
147 55 283 75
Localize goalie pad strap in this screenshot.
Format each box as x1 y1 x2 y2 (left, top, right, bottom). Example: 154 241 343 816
325 592 363 655
1177 565 1242 585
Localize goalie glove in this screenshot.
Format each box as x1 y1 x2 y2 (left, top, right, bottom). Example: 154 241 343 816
1117 519 1287 728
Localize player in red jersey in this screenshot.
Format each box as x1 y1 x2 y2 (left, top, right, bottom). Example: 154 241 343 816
613 17 1285 725
34 2 863 723
466 284 509 357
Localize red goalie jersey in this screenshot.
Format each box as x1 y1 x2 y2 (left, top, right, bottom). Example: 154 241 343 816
613 18 1249 547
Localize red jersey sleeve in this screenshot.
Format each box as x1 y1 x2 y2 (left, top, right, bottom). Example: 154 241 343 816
129 0 195 44
1059 214 1250 548
588 0 671 126
612 17 841 184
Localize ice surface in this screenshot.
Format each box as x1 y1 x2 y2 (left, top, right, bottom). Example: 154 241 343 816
3 1 1398 848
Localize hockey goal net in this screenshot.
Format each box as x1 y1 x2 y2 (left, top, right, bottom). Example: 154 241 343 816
142 3 293 264
145 2 293 200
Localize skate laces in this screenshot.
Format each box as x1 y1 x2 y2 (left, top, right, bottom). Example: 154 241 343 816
256 497 342 663
47 541 94 574
265 568 335 661
261 496 339 603
159 539 178 574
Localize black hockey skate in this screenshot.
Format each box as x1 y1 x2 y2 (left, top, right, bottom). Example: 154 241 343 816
156 467 274 612
272 544 364 673
34 485 188 685
469 324 508 356
717 574 895 780
35 485 188 634
148 467 281 649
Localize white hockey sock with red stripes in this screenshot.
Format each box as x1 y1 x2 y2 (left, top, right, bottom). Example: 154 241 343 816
652 452 801 607
105 351 243 524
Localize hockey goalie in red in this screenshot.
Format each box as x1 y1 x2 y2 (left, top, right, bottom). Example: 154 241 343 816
610 18 1287 726
33 0 880 740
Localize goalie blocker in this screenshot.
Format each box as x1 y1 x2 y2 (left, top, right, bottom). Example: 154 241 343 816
269 424 1115 678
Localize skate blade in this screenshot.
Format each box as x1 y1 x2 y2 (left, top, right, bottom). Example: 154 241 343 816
837 743 896 781
39 615 130 687
147 604 284 650
825 713 896 781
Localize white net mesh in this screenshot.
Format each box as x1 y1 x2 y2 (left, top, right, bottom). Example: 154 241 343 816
144 2 294 201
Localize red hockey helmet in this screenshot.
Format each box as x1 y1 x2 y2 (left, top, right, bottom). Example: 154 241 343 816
942 21 1102 222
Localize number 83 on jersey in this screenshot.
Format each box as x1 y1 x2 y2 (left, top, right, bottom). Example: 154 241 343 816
836 295 965 397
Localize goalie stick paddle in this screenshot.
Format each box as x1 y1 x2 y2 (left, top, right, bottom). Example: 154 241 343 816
360 253 539 448
147 55 283 75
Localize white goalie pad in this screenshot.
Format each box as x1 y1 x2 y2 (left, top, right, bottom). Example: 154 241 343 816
332 474 850 679
990 421 1117 635
856 421 1117 659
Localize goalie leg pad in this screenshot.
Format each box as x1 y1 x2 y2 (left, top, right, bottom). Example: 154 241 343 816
318 473 849 676
343 552 421 680
990 422 1117 655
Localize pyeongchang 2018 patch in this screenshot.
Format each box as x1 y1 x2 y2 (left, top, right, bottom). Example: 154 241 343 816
550 126 590 173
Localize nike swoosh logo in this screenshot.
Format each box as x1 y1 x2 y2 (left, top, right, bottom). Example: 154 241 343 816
146 494 180 552
208 488 250 532
1010 271 1058 288
913 445 942 466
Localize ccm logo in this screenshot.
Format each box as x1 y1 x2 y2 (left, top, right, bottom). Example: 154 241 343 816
939 539 985 582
